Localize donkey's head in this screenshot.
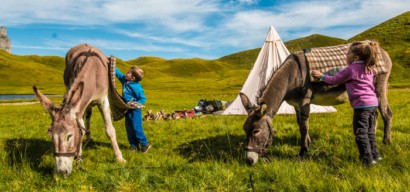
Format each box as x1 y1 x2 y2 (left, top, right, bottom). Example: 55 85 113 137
240 93 275 166
33 84 84 176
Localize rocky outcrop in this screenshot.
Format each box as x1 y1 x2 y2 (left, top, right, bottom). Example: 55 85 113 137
0 26 11 53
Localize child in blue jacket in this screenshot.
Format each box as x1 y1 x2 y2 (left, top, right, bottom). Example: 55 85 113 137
115 66 151 153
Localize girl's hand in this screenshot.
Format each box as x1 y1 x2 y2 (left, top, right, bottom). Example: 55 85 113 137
311 70 323 78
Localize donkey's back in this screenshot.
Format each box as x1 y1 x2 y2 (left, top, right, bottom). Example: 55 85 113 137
64 44 109 96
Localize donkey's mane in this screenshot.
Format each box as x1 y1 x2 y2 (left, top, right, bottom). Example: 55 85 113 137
66 46 106 87
62 45 107 107
255 54 292 104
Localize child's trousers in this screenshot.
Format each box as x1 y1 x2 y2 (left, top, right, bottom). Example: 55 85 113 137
125 108 148 147
353 107 379 165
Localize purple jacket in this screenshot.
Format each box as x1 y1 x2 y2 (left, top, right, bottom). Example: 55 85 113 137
320 61 378 108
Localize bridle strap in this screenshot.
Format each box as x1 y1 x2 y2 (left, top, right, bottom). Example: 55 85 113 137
53 123 85 158
54 152 76 157
245 119 274 154
245 147 264 153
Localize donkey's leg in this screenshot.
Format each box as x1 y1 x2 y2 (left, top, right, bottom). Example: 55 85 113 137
375 74 393 144
84 106 93 144
296 103 311 156
98 96 126 163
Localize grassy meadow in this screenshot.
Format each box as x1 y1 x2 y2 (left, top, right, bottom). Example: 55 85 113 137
0 88 409 191
0 11 409 191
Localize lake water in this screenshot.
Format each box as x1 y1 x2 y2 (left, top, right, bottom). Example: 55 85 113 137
0 94 58 100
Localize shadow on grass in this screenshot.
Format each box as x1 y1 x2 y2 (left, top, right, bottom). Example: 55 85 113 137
175 134 245 163
83 139 128 150
269 132 322 158
5 138 53 174
175 133 312 163
4 138 128 174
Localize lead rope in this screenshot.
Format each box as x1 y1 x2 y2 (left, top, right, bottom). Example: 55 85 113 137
75 121 86 169
260 119 274 163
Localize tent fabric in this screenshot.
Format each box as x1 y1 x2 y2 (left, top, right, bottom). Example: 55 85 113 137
222 26 337 115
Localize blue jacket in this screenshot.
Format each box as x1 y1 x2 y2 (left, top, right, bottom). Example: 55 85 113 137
115 66 146 105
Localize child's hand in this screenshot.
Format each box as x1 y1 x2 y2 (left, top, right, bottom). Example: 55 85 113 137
311 70 323 78
127 101 145 109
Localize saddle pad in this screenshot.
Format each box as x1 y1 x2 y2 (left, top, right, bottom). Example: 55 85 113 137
305 42 387 82
107 56 133 121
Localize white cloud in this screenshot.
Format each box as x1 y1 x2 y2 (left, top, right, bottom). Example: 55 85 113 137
2 0 408 34
0 0 219 32
116 30 206 47
237 0 259 5
43 38 186 52
2 0 409 59
12 45 67 51
213 0 410 45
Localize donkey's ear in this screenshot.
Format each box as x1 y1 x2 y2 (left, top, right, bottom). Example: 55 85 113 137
66 82 84 110
33 86 59 118
258 104 268 117
239 92 253 114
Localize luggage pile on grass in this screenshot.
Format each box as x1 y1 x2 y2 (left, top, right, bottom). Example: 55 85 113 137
194 99 229 114
143 109 202 121
143 99 228 121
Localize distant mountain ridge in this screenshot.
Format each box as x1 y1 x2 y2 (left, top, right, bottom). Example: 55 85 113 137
0 11 408 94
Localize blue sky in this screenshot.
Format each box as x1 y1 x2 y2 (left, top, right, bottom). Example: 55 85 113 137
1 0 409 60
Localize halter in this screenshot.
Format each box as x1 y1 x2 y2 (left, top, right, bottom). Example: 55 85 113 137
53 123 85 161
245 119 275 154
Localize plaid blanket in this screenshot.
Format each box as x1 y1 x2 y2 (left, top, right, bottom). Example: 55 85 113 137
107 56 133 121
305 42 387 82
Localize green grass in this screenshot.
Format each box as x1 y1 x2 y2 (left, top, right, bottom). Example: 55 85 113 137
0 88 409 191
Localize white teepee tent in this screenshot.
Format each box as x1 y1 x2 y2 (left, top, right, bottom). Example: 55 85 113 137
222 26 336 115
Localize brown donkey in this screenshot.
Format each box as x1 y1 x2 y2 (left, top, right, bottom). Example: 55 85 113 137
240 43 392 166
33 44 125 176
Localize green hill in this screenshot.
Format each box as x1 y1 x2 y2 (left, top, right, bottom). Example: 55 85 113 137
0 11 409 94
24 55 65 71
0 50 65 94
218 49 261 69
348 11 410 86
126 56 167 66
285 34 346 52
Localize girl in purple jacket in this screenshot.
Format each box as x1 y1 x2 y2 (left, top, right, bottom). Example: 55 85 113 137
312 41 382 166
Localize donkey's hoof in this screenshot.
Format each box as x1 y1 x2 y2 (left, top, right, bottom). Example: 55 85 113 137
117 158 127 163
383 138 391 145
299 149 308 157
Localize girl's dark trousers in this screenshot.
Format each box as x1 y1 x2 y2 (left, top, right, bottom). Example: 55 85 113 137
353 107 379 165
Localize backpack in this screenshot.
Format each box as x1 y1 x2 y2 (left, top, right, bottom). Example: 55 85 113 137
194 99 227 113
